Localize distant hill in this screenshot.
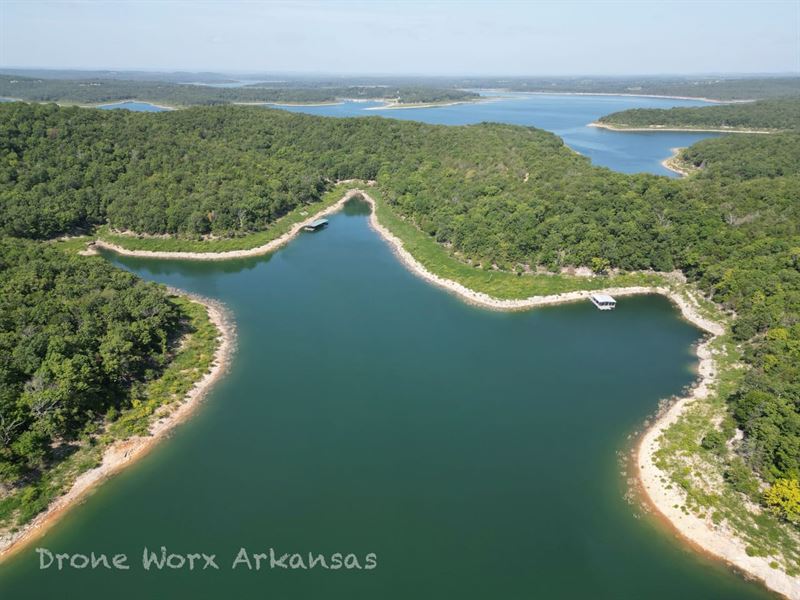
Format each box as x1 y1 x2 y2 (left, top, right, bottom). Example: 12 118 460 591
0 74 478 107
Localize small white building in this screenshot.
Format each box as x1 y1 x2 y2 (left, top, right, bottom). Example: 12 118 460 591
590 293 616 310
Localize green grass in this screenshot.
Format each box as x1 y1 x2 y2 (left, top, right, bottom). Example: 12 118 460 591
95 178 666 299
0 295 220 532
48 235 94 254
96 183 353 253
370 187 668 299
653 332 800 575
108 297 219 438
96 179 667 299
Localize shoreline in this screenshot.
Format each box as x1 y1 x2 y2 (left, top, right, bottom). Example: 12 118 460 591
636 343 800 600
247 100 344 107
82 99 177 111
92 187 719 321
79 188 796 597
0 293 235 563
90 187 372 260
661 147 691 177
364 98 482 110
588 121 777 134
499 90 743 103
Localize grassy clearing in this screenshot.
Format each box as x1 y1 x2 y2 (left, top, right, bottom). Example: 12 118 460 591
48 235 94 254
96 184 352 253
0 296 219 532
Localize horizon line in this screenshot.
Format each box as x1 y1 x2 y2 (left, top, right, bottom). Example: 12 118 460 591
1 67 799 79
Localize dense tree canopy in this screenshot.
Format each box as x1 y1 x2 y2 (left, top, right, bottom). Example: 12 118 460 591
488 76 800 100
599 98 800 131
677 133 800 180
0 102 588 240
0 239 180 484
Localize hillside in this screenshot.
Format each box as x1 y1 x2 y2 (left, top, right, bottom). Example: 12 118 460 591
597 97 800 131
0 238 212 528
482 76 800 100
0 74 478 107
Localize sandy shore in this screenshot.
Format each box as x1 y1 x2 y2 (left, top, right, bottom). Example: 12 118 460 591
365 98 482 111
94 187 716 321
637 345 800 599
93 187 719 323
0 293 235 563
90 188 371 261
82 99 177 111
248 101 345 107
81 188 797 596
588 121 776 134
470 89 745 104
661 147 691 177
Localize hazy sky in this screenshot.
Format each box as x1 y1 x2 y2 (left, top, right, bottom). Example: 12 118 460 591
1 0 798 75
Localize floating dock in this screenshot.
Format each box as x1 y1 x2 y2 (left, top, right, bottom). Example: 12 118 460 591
303 218 329 232
590 293 616 310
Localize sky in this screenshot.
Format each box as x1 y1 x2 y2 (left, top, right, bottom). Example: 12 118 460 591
0 0 798 76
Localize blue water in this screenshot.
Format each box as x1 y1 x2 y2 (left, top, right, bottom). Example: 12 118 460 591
94 92 719 177
270 92 719 177
182 80 274 88
98 101 169 112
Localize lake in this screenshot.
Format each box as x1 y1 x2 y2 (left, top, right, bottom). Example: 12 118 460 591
0 199 771 599
98 101 171 112
99 91 718 176
270 92 718 176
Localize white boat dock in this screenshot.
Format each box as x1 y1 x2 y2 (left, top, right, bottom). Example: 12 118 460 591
590 293 616 310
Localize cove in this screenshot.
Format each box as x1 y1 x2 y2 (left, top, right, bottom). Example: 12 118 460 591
0 200 771 599
271 92 719 177
98 101 170 112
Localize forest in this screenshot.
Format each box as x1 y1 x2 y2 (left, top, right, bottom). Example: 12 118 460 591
0 74 478 107
493 76 800 100
677 132 800 179
598 97 800 131
0 101 798 526
0 239 182 488
5 69 799 101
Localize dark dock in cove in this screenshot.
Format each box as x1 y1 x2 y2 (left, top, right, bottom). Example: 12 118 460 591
303 218 329 232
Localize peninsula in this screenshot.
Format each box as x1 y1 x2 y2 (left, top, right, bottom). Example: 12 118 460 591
594 97 800 133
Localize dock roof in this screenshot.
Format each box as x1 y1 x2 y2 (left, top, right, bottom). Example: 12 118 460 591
307 218 328 228
590 293 616 303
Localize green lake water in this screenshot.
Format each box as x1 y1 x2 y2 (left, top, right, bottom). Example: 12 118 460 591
0 200 773 598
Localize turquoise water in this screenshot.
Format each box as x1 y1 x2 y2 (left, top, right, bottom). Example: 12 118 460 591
271 92 718 176
98 101 169 112
0 201 771 599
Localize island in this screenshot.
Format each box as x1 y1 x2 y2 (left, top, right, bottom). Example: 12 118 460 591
592 97 800 133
